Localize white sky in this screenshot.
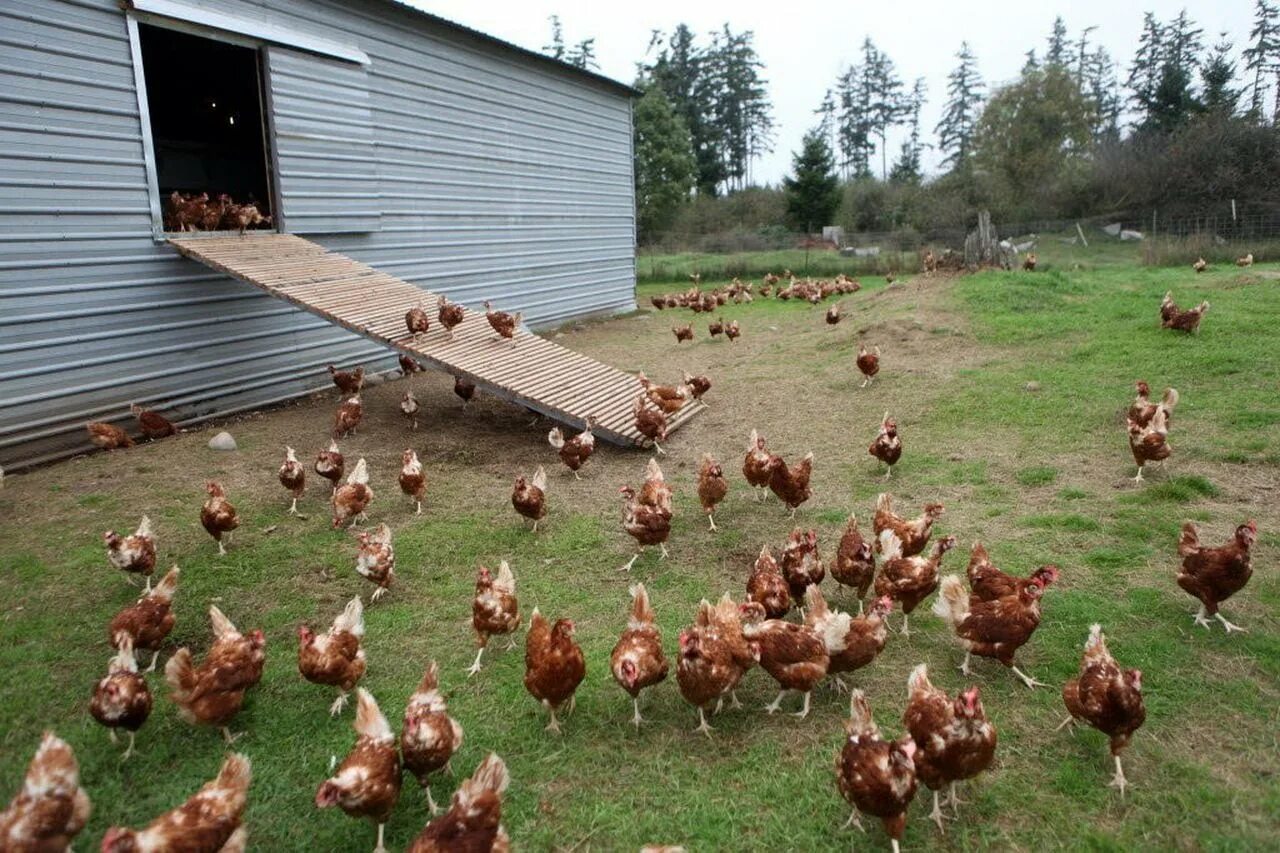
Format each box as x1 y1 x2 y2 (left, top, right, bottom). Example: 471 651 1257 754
411 0 1258 183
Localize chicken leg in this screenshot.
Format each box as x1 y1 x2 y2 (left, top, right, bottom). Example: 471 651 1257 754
792 691 813 719
707 513 718 532
1010 665 1048 689
946 781 968 811
217 539 227 556
1133 464 1145 483
544 702 562 734
468 646 486 676
959 651 972 676
763 690 788 714
929 790 946 832
220 726 243 744
425 787 441 816
118 730 138 761
620 551 642 572
414 500 422 516
329 690 349 716
841 809 865 832
146 650 160 673
375 822 388 853
289 497 299 515
1108 755 1128 796
900 614 911 636
694 707 713 737
631 697 645 728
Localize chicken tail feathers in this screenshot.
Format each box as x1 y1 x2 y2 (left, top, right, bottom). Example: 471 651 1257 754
151 566 180 602
844 689 879 738
629 583 655 628
459 753 510 806
878 529 904 561
1161 387 1179 412
1177 522 1200 557
547 427 565 450
208 605 239 640
803 585 830 621
136 515 153 539
932 575 969 628
332 596 365 638
907 662 932 696
532 466 547 492
353 688 393 742
164 647 195 698
495 560 516 593
875 492 892 516
216 753 253 795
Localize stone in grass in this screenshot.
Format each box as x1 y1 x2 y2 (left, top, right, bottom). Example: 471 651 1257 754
208 431 237 451
366 373 385 386
1024 381 1041 392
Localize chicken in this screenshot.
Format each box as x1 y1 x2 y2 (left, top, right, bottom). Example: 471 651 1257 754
806 588 892 691
399 449 426 515
334 395 363 439
399 354 425 375
279 446 305 515
1127 406 1171 482
298 596 366 716
672 324 694 343
201 481 239 555
708 318 724 338
697 453 728 531
90 637 152 760
1236 252 1253 267
199 193 230 232
454 376 476 408
1159 292 1210 332
329 364 365 397
868 413 902 478
682 371 711 401
315 688 402 853
742 428 773 500
108 565 179 672
102 753 250 852
483 300 521 343
437 295 466 339
966 542 1060 602
1193 256 1207 272
1127 382 1178 429
632 396 668 454
873 493 944 558
876 531 956 635
1022 252 1037 271
619 458 673 571
724 319 741 342
511 466 547 532
903 664 997 830
0 732 91 851
780 527 825 605
923 249 938 273
165 605 266 743
130 403 175 439
933 573 1049 689
677 599 759 735
739 601 829 717
401 662 463 815
1177 519 1257 632
316 440 345 494
355 522 395 602
856 343 881 388
832 514 876 606
401 390 420 430
333 458 374 529
835 690 918 852
638 372 692 415
547 417 595 478
611 583 669 726
104 515 156 588
523 608 586 734
767 451 814 517
469 561 520 675
87 421 133 450
225 200 268 235
747 544 792 618
405 754 509 853
826 303 842 325
406 304 431 338
1060 624 1146 795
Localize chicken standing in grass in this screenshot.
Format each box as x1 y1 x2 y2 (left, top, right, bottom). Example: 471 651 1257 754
874 494 944 558
633 396 669 454
697 453 729 531
512 466 547 532
315 688 402 853
672 324 694 343
130 403 176 439
201 481 239 555
333 458 374 529
108 565 179 673
101 753 249 853
836 690 918 852
739 601 829 718
89 637 152 761
767 451 814 517
469 561 520 675
747 544 792 619
1177 519 1257 633
548 417 596 478
399 449 426 515
807 588 893 692
1127 382 1178 428
743 429 773 500
406 754 510 853
832 514 877 607
1059 624 1146 796
933 572 1050 689
877 531 956 636
869 413 902 478
0 732 92 851
611 583 669 727
334 395 363 439
682 371 712 401
857 344 881 387
401 662 463 815
355 523 395 602
298 596 366 716
620 458 673 571
1127 407 1171 482
316 440 345 495
279 447 305 515
401 390 420 431
165 606 266 743
524 608 586 734
105 515 156 588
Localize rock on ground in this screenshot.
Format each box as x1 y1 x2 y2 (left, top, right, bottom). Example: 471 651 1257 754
208 431 237 451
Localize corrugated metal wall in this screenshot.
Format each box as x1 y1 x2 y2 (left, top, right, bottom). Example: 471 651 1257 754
0 0 637 469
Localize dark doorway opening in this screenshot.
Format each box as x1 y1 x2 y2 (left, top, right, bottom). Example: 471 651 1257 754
138 23 275 231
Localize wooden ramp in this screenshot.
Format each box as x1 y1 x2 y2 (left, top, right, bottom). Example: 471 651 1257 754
168 233 702 447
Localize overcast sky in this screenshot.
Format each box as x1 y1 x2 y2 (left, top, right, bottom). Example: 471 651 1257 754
412 0 1258 183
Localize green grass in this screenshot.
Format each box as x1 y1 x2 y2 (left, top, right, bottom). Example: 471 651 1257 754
1 256 1278 850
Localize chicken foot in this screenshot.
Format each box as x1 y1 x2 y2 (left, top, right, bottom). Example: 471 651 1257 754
329 690 349 716
1010 665 1049 689
840 808 865 832
946 781 968 811
929 790 947 832
544 702 562 734
425 786 441 816
1108 755 1129 796
619 552 642 572
220 726 244 744
120 730 137 762
693 707 714 737
631 697 646 728
289 497 299 515
468 646 486 676
375 822 388 853
145 650 160 673
763 689 788 714
707 513 718 532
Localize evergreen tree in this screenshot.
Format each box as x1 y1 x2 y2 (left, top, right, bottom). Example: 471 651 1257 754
1126 12 1165 123
1075 26 1098 85
632 84 696 242
543 15 566 61
566 39 598 71
1200 36 1239 115
862 38 905 180
1143 10 1204 132
783 129 840 231
936 42 984 169
1046 16 1070 68
1243 0 1280 119
1084 47 1122 141
890 78 927 184
1022 49 1040 74
834 64 872 179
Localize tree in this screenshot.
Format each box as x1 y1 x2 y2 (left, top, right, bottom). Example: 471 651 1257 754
1084 47 1122 141
632 85 696 243
1126 12 1165 124
936 42 984 169
834 64 872 180
1201 36 1239 114
544 15 598 70
544 15 566 61
891 78 926 184
861 38 906 180
783 129 840 231
1046 16 1070 68
1140 10 1204 133
1243 0 1280 120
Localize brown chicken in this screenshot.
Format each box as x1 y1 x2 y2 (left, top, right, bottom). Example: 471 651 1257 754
469 561 520 675
334 395 363 439
87 421 133 450
672 324 694 343
708 318 724 338
869 412 902 478
1236 252 1254 267
279 446 305 515
743 428 773 500
483 300 521 343
316 688 402 853
632 396 669 454
1022 252 1037 271
406 754 509 853
201 481 239 555
724 319 741 342
747 544 792 618
316 439 345 494
873 494 944 558
547 417 595 478
437 295 466 339
677 599 759 735
454 376 477 408
165 605 266 743
1193 256 1208 272
298 596 366 716
933 573 1049 689
399 354 425 375
697 453 729 531
355 522 395 602
740 601 829 717
512 466 547 532
967 542 1060 602
780 527 825 605
89 637 152 762
328 364 365 397
401 662 464 815
806 588 892 691
1127 406 1171 482
826 303 842 325
877 531 956 635
611 583 670 726
105 515 156 588
832 513 876 606
130 403 175 439
333 458 374 529
1159 291 1210 332
401 390 420 431
102 753 250 853
524 608 586 734
836 690 918 852
904 664 997 830
767 451 813 517
399 449 426 514
406 304 431 338
857 343 881 388
1060 624 1146 795
225 200 268 235
620 458 673 570
1177 519 1257 632
0 732 91 851
1127 382 1178 428
682 371 712 401
108 565 179 672
638 372 691 414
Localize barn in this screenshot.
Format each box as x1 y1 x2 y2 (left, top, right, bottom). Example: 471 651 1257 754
0 0 641 469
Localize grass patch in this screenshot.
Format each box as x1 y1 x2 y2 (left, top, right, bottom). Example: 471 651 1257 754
1016 465 1059 486
1120 475 1219 504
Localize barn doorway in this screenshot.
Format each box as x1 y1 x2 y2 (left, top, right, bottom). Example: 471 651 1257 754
137 22 275 232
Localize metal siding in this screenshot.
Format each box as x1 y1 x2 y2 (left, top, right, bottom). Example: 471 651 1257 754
0 0 636 469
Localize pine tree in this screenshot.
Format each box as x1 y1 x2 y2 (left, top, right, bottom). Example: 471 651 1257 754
543 15 566 61
890 78 926 184
863 38 905 180
1022 49 1040 75
566 39 599 71
834 64 871 180
1074 25 1098 85
1126 12 1165 123
935 42 984 169
1201 35 1239 115
783 129 840 231
632 84 696 242
1243 0 1280 120
1145 10 1204 132
1084 47 1122 141
645 25 723 195
1046 16 1070 68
